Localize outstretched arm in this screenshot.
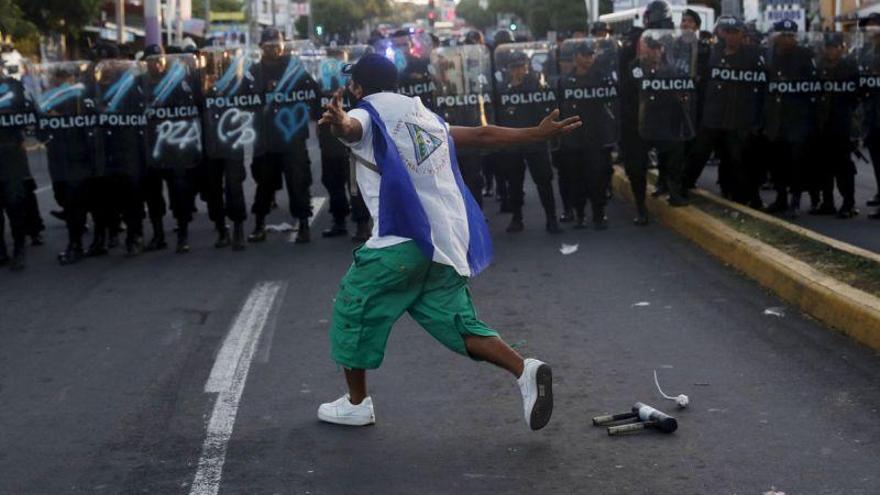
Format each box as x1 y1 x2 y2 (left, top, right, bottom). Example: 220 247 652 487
449 110 581 148
318 90 363 143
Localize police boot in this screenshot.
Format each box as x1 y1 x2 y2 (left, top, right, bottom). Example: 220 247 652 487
232 222 246 251
506 214 524 233
125 235 144 258
573 214 586 230
809 203 837 216
633 203 650 226
868 194 880 207
593 207 609 231
58 242 84 266
786 193 802 219
295 219 311 244
352 221 371 244
146 220 167 251
248 215 267 243
86 229 109 257
322 217 348 238
214 222 231 248
545 215 563 234
176 222 191 254
10 238 26 271
559 209 574 223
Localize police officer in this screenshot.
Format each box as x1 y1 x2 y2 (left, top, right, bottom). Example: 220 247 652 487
36 63 100 265
495 49 561 233
487 29 515 206
859 13 880 214
142 45 203 253
619 20 650 223
814 33 859 218
94 45 149 256
762 20 817 217
200 45 261 250
684 16 764 207
317 48 372 241
558 40 619 229
0 66 32 270
249 28 317 244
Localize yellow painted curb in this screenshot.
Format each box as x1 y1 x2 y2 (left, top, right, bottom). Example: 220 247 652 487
612 165 880 351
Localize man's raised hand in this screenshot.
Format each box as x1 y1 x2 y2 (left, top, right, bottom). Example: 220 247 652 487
318 89 348 127
537 109 582 139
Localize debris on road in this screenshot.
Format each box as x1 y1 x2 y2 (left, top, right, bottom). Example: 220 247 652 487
653 369 689 409
632 301 651 307
763 307 786 318
560 243 579 255
266 222 296 233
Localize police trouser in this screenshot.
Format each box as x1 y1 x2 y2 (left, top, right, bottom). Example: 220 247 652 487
865 129 880 195
554 148 575 214
559 144 609 218
22 178 44 238
252 147 312 221
456 150 485 208
684 128 756 205
503 148 557 219
90 174 146 240
204 158 247 224
767 139 810 202
0 179 28 246
651 140 687 200
320 152 369 224
486 151 508 205
817 137 856 210
144 167 199 225
621 132 649 208
52 180 90 246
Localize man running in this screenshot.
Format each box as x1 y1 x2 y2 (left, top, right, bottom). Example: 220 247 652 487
317 54 581 430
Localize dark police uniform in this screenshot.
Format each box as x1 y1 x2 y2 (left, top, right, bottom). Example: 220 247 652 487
0 75 33 269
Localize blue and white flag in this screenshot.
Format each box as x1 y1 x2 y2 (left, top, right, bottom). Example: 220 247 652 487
356 99 493 277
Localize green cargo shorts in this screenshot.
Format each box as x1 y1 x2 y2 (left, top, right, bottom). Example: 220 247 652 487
330 241 499 369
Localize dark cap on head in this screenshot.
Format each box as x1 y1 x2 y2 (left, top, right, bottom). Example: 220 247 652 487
342 53 398 91
260 27 283 45
574 43 596 57
683 8 702 27
715 15 744 31
493 29 514 47
825 33 845 47
142 44 165 58
644 0 673 29
590 21 610 34
391 28 411 39
859 12 880 28
464 30 484 45
772 19 798 33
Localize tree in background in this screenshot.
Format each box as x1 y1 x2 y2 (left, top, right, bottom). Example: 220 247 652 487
15 0 102 44
191 0 245 17
489 0 588 36
456 0 496 30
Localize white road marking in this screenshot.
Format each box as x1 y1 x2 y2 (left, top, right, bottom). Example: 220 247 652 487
189 281 286 495
310 197 327 226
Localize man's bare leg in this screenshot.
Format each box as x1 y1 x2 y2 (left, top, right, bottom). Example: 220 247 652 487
344 368 368 405
464 335 525 378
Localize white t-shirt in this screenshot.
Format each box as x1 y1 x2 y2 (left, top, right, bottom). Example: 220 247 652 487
341 92 473 276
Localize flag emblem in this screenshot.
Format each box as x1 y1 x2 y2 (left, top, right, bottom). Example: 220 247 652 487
405 122 444 166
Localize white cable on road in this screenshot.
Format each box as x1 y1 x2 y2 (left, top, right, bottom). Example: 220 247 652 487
653 369 689 409
189 281 286 495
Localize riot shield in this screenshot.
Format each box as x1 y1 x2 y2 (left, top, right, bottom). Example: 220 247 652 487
558 37 620 148
635 29 698 142
431 44 494 127
701 28 765 131
95 59 147 176
493 41 558 132
763 32 819 143
144 53 202 170
260 41 319 152
0 74 35 182
31 61 99 182
200 47 262 160
855 30 880 138
812 32 858 140
378 32 436 108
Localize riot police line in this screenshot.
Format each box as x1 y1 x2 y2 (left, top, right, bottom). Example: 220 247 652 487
4 14 880 272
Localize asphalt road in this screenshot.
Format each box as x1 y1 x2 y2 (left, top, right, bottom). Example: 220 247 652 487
697 157 880 253
2 144 880 494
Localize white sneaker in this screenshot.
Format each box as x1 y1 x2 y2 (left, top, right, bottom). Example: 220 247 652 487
517 358 553 430
317 394 376 426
